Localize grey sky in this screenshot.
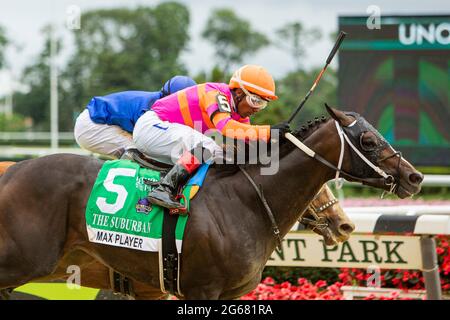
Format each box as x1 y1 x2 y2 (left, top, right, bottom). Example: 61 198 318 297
0 0 449 94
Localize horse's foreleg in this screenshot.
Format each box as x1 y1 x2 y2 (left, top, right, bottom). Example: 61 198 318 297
0 232 55 289
0 206 67 289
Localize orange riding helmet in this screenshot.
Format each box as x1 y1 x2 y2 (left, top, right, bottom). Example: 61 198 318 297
229 65 278 101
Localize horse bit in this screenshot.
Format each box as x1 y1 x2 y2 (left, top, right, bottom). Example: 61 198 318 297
299 190 338 232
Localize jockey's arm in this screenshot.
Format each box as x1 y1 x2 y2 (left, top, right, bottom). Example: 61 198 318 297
211 112 270 142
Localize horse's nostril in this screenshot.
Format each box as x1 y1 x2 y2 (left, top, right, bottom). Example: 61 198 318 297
339 223 355 234
409 172 424 185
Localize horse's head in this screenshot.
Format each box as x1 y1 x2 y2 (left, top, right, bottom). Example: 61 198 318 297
324 104 423 198
300 184 354 246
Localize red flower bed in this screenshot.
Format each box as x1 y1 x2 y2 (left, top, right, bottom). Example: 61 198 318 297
241 277 344 300
337 235 450 292
240 276 412 300
243 235 450 300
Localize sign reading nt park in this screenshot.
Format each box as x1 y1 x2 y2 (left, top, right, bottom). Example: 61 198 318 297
267 233 423 270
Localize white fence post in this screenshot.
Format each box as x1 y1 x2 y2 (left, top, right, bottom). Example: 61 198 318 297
421 236 442 300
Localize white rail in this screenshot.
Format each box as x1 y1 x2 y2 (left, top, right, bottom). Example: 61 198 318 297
344 205 450 215
0 146 90 157
422 175 450 187
0 132 75 141
339 174 450 187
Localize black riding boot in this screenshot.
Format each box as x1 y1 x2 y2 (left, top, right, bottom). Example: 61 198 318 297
147 164 192 209
147 149 205 209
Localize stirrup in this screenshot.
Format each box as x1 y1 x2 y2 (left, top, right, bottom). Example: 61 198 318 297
143 180 161 187
169 194 188 215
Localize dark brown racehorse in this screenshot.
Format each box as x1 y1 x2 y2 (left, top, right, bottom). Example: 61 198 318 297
0 158 353 299
0 106 422 299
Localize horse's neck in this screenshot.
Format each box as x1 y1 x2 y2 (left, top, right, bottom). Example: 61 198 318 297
255 124 338 242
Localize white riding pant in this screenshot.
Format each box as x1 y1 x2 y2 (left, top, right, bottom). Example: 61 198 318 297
74 109 135 158
133 111 223 165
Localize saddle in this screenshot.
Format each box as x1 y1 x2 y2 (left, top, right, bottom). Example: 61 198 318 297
120 148 172 173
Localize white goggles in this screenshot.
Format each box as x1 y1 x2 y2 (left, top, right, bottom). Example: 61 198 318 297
241 86 268 110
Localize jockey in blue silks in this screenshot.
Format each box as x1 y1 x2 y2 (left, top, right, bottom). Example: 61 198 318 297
74 75 196 158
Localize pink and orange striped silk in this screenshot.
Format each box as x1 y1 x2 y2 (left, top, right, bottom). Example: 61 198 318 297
150 82 270 141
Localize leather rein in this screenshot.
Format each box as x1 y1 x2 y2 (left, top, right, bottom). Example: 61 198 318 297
239 166 337 251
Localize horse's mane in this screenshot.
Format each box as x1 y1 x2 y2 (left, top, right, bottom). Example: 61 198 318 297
212 115 332 176
293 115 330 140
276 115 331 157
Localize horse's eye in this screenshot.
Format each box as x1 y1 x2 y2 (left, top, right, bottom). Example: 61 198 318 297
360 133 378 151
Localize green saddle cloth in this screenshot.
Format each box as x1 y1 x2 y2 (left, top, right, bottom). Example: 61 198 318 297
85 160 190 252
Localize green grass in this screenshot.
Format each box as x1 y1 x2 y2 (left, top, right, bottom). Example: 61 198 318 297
14 283 100 300
417 166 450 174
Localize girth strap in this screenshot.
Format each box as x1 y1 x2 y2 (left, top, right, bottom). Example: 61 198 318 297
109 269 134 297
160 209 182 297
239 165 282 250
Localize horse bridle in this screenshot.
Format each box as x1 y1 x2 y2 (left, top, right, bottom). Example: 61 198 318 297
334 120 401 194
299 188 339 232
285 119 402 195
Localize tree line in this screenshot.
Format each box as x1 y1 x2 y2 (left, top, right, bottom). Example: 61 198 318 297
0 2 337 133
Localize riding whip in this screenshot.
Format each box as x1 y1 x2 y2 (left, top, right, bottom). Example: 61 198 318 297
287 31 347 125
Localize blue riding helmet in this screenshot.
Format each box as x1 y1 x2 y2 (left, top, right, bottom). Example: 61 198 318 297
161 75 196 97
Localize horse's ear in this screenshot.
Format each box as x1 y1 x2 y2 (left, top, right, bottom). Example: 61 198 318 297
325 103 342 123
324 103 354 126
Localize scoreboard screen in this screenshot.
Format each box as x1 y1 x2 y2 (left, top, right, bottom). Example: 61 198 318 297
338 15 450 167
